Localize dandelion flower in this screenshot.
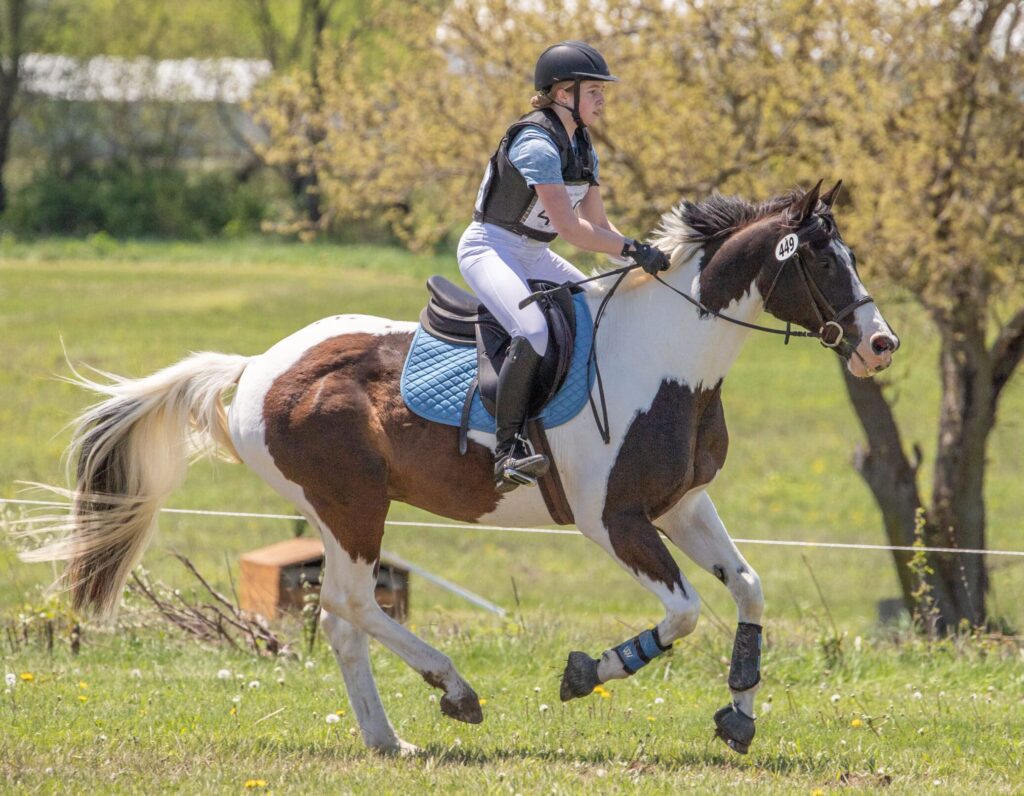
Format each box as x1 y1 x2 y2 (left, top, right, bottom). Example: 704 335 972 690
830 694 841 704
534 686 541 694
335 709 345 716
217 669 231 680
232 695 242 704
539 703 550 713
592 685 611 700
5 673 15 688
78 681 88 690
248 680 261 689
304 661 315 670
230 707 237 716
325 714 341 725
654 697 665 705
851 718 863 728
129 669 142 679
479 698 488 706
243 779 267 789
20 673 33 682
912 691 923 700
78 695 88 703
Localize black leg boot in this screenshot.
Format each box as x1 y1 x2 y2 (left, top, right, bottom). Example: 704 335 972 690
494 337 550 493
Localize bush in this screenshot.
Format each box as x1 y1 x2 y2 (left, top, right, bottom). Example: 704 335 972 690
1 162 269 239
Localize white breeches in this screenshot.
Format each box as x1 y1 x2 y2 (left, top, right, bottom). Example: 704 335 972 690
457 221 587 356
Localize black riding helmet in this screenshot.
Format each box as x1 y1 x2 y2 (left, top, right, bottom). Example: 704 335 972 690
534 41 617 128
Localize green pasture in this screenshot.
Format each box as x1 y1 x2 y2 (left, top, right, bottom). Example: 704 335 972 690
1 237 1023 792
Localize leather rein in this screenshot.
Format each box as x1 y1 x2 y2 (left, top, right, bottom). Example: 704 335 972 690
522 238 876 444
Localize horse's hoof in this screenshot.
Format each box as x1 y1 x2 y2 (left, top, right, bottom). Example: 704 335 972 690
560 651 601 702
714 703 756 755
371 738 420 757
440 686 484 724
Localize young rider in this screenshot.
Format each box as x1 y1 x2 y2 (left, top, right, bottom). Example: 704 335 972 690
459 40 671 493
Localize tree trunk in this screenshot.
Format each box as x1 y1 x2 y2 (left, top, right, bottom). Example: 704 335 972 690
926 311 993 629
841 303 995 633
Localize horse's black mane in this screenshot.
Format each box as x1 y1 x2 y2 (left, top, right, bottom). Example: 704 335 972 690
675 190 803 244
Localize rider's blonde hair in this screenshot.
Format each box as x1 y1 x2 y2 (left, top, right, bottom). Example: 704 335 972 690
530 80 574 109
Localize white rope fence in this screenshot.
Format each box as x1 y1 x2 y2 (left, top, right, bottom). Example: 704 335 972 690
2 497 1022 558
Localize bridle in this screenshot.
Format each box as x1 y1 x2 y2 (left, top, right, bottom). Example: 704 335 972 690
520 218 879 444
653 234 875 355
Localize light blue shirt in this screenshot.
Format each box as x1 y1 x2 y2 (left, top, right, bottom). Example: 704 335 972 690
508 126 599 187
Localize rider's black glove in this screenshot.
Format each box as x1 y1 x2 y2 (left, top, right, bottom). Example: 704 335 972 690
622 239 671 275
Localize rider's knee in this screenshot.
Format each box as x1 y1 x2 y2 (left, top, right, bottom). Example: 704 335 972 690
519 317 548 357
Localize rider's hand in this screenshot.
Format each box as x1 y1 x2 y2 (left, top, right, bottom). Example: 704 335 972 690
624 240 671 275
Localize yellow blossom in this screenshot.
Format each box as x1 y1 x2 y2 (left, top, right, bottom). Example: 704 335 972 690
592 685 611 699
20 673 33 682
78 681 88 689
479 699 488 706
851 718 863 728
243 779 267 789
78 695 88 703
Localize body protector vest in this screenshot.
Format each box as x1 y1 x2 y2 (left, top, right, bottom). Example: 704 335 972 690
473 108 598 243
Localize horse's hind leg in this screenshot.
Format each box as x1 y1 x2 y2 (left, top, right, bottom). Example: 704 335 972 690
319 610 415 754
310 503 483 741
659 490 764 754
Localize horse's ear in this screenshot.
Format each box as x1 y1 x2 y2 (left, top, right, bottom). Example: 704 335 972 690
820 179 843 210
789 179 822 225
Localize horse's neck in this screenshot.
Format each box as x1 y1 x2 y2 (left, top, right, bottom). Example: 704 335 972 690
589 252 763 393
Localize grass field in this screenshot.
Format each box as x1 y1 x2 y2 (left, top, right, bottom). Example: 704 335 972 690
1 236 1023 792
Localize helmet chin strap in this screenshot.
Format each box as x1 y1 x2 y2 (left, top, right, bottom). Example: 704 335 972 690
551 79 585 128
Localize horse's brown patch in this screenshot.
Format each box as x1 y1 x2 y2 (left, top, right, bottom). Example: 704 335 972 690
263 331 499 562
602 379 727 590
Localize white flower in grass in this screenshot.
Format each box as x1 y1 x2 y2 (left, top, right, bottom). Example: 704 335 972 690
653 697 665 705
304 661 315 670
325 713 341 724
129 669 142 679
539 703 549 713
248 680 261 689
761 702 772 715
217 669 232 680
5 673 16 688
831 694 841 704
912 690 923 700
231 695 242 704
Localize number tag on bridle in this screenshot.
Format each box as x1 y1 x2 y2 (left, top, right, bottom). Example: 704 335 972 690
775 233 799 261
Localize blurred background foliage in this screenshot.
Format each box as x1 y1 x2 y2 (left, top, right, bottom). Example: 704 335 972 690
1 0 1021 628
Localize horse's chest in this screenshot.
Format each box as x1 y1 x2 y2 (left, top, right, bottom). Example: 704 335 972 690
603 380 726 519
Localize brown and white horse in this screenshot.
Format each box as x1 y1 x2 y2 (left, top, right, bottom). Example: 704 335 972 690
25 181 898 755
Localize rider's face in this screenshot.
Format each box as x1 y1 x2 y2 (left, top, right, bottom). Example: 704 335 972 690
556 81 607 126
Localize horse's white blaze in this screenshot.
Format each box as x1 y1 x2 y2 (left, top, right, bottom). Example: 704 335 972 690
829 240 897 376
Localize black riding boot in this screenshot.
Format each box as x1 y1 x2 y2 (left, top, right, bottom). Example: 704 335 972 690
494 337 549 493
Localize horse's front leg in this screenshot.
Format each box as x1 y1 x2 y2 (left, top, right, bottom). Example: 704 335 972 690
561 511 701 700
659 489 765 754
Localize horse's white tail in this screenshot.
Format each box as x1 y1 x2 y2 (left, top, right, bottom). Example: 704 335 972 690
20 352 250 620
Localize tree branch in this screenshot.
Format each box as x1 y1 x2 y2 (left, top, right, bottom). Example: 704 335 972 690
991 306 1024 405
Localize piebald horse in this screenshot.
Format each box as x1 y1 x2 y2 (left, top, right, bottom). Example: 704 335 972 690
25 180 898 755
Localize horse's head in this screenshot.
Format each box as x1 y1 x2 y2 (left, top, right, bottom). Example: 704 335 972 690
756 180 899 377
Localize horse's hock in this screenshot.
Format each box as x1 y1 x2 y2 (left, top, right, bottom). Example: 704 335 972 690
240 537 409 622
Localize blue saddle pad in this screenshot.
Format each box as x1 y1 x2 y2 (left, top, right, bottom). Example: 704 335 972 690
400 293 594 433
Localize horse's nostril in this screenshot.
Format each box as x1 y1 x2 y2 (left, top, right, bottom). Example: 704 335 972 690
871 334 896 356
